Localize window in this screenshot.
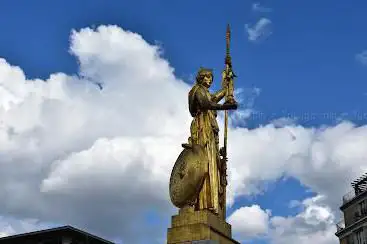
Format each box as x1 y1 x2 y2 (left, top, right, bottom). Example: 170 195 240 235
348 234 355 244
355 228 366 244
359 200 367 216
62 237 72 244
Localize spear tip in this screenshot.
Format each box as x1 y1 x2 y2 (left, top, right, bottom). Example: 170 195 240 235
226 24 231 38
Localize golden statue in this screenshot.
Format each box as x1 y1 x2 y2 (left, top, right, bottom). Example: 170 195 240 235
169 24 238 221
167 24 240 244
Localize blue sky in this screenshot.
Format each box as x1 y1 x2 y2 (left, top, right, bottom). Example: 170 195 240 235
2 0 367 121
0 0 366 243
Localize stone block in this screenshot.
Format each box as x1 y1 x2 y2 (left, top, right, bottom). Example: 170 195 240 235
167 209 240 244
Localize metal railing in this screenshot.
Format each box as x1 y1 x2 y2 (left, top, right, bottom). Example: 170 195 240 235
343 190 356 204
336 219 345 232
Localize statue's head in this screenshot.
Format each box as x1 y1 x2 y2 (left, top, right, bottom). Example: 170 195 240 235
196 67 213 88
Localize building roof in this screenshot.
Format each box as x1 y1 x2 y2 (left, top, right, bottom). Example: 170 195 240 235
0 225 115 244
341 173 367 210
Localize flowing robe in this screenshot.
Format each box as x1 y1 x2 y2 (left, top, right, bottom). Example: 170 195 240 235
188 83 225 216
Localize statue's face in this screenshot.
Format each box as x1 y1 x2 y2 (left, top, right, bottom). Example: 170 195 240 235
202 73 213 88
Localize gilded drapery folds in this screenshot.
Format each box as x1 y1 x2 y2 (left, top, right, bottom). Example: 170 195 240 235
169 25 238 227
188 68 234 218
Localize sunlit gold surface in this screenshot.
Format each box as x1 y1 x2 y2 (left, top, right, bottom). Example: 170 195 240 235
167 24 239 244
170 144 208 208
167 208 240 244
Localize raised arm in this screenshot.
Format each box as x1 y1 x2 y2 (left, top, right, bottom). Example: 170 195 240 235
211 70 230 103
196 87 236 111
211 88 226 103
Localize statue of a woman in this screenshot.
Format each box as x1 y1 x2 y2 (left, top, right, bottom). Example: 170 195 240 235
187 67 237 217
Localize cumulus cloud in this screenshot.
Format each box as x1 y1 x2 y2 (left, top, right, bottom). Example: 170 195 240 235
226 121 367 211
270 195 337 244
0 24 366 243
0 216 52 238
245 18 273 42
228 196 337 243
0 25 189 243
228 205 271 239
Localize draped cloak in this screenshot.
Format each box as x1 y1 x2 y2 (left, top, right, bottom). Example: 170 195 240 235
188 83 224 216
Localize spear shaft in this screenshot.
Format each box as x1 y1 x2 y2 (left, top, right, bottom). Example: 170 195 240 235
222 24 232 218
224 23 231 161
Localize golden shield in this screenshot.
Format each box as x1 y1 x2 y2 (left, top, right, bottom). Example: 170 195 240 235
169 144 208 208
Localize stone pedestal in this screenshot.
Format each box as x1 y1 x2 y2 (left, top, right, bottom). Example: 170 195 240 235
167 207 240 244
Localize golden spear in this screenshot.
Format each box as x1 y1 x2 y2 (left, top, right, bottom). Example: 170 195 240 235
221 24 237 218
223 24 237 160
224 24 230 158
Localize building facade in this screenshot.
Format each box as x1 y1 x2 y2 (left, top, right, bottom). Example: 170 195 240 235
336 174 367 244
0 225 114 244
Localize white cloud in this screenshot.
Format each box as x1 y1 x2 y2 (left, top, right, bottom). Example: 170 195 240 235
271 117 297 128
226 121 367 211
0 221 14 238
0 24 366 243
228 205 271 239
0 25 188 243
245 18 273 42
0 216 53 238
270 195 337 244
356 50 367 66
230 87 261 125
252 3 272 13
228 196 338 243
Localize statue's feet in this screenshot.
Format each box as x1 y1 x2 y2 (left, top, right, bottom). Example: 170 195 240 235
208 207 219 215
179 205 195 215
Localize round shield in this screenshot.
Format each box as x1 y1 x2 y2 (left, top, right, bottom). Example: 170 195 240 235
169 144 208 208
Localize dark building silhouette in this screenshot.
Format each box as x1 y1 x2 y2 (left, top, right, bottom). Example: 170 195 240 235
336 173 367 244
0 225 114 244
